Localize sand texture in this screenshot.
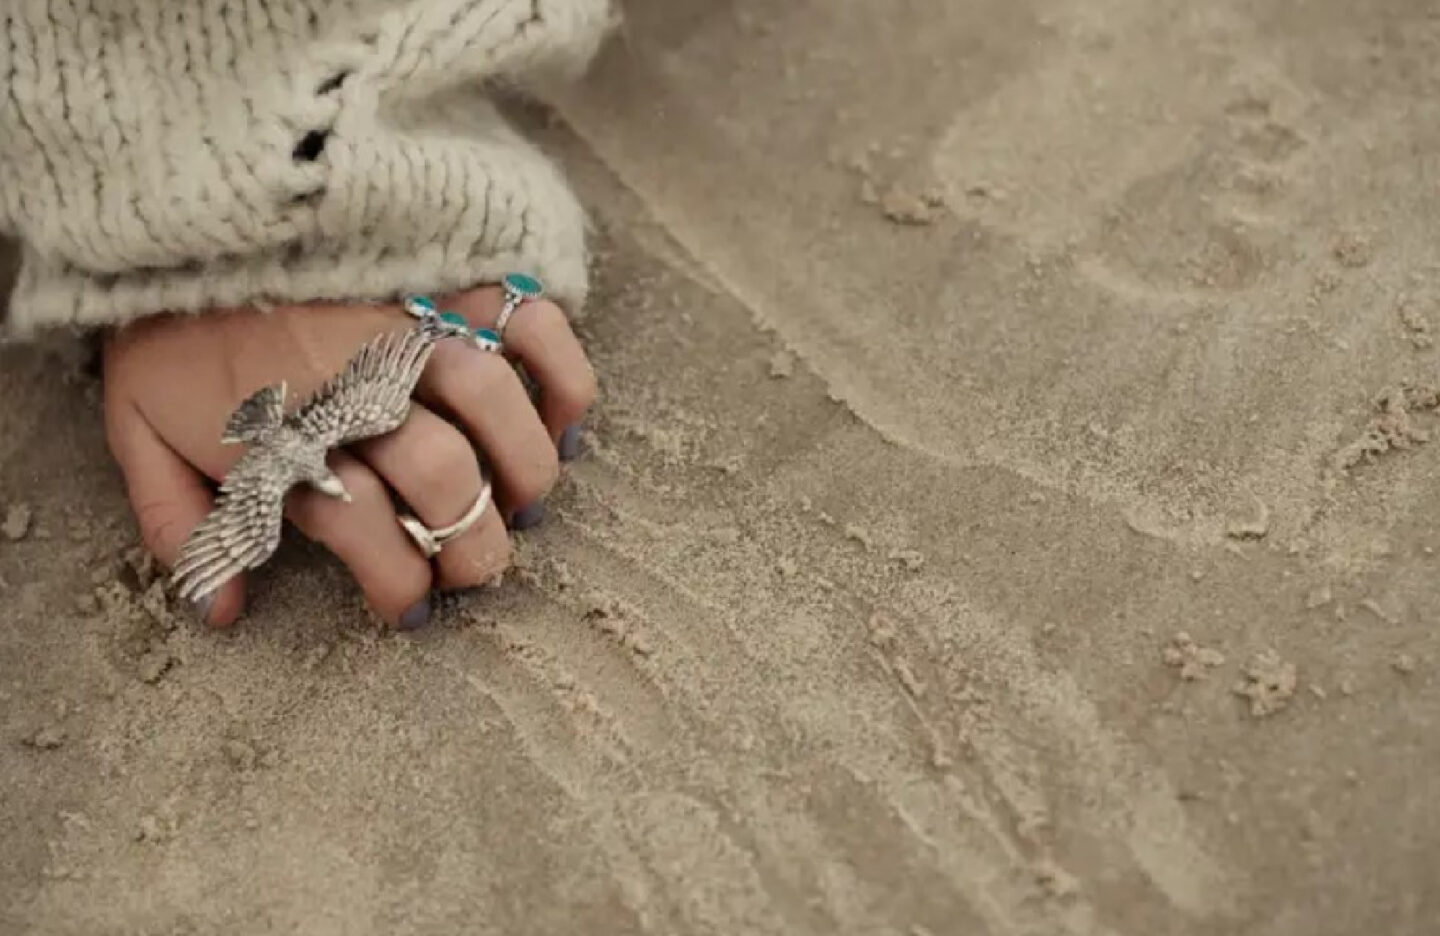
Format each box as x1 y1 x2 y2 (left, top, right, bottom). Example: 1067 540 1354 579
4 1 1440 933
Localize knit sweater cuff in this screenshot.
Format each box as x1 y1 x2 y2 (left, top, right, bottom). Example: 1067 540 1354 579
0 0 617 341
372 0 620 100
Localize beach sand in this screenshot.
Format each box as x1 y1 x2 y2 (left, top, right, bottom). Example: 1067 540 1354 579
4 1 1439 933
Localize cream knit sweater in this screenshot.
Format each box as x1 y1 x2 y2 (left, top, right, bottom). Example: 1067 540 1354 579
0 0 617 340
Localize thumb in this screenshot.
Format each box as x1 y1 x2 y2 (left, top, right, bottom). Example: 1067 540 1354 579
105 399 247 627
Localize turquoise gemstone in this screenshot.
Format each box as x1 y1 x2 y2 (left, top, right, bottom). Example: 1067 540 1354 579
406 294 437 314
440 312 467 328
503 273 543 298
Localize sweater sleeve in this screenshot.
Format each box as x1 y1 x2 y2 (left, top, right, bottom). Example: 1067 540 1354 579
367 0 619 100
0 0 616 341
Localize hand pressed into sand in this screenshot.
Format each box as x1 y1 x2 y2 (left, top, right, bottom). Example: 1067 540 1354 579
102 285 595 629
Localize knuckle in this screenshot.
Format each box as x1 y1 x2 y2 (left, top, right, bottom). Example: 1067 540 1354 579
446 353 516 399
387 564 434 606
290 464 378 529
360 567 433 625
286 494 329 530
131 497 189 558
333 461 383 500
513 445 560 506
528 300 568 335
408 430 480 494
447 535 513 586
544 366 597 430
566 361 599 413
483 537 515 577
510 300 557 347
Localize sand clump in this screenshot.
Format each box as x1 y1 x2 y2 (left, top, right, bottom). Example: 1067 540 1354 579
1162 632 1227 682
3 502 32 541
846 145 947 226
21 724 66 751
1233 650 1299 718
1332 384 1440 474
1396 296 1433 350
1224 498 1271 542
877 187 945 227
582 591 656 659
767 351 795 379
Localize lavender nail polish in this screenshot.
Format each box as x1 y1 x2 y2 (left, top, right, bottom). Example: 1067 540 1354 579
190 595 215 625
559 424 583 462
398 598 432 632
511 502 546 531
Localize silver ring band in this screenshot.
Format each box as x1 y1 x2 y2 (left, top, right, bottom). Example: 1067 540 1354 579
493 273 545 342
398 483 493 558
494 295 522 340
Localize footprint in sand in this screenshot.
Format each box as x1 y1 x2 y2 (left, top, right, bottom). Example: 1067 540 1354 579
932 1 1313 307
1077 68 1312 300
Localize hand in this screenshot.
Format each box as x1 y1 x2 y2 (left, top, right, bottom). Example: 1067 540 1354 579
101 285 596 629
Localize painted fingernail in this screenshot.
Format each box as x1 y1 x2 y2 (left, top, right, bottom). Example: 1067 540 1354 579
398 598 432 632
190 595 214 626
511 502 546 531
559 424 583 462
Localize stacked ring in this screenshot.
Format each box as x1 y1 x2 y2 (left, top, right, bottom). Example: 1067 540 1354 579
404 294 485 348
487 273 545 349
403 275 544 352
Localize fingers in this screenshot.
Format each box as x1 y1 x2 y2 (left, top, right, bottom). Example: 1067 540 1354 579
103 397 246 628
415 340 560 520
350 405 512 591
285 451 434 629
444 289 598 446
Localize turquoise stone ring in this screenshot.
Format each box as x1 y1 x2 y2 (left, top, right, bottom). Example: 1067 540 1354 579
503 272 544 299
473 327 503 353
403 294 438 318
493 273 545 345
402 294 486 347
401 279 542 354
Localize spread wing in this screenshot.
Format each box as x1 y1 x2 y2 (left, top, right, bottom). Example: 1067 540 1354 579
289 328 437 448
171 449 293 603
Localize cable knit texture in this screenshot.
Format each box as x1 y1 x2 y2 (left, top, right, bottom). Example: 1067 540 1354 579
0 0 618 339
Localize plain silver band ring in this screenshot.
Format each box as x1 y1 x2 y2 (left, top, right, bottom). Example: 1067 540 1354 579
398 483 493 559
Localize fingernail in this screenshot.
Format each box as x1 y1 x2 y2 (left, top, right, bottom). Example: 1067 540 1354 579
398 598 432 632
511 502 546 531
559 424 583 462
190 595 215 625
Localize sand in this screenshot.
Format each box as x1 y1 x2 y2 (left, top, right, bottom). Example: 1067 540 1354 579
4 1 1440 933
